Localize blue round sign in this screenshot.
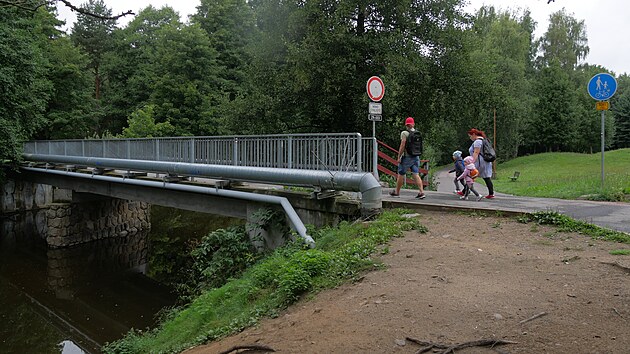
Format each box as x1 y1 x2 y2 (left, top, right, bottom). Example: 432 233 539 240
588 73 617 101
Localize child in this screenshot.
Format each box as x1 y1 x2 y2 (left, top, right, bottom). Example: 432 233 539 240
457 156 483 201
448 150 466 195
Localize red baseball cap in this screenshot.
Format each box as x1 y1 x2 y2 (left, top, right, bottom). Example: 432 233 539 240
405 117 414 125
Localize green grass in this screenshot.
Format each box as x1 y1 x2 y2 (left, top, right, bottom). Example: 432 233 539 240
610 249 630 255
493 149 630 200
518 211 630 244
103 210 426 354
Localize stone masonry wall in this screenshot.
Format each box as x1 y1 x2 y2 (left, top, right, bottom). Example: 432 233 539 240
45 199 150 248
1 179 54 213
2 179 150 248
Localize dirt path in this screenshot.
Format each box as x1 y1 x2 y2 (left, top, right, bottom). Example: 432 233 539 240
187 210 629 354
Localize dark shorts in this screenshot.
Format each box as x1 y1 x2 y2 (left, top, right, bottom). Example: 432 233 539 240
397 155 420 175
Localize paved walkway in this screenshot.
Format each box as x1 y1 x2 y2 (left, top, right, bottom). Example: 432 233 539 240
383 167 630 234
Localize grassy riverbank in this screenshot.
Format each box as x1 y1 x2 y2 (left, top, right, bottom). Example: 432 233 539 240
103 210 425 353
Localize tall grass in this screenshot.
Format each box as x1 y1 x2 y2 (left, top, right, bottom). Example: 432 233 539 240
103 210 425 354
493 149 630 200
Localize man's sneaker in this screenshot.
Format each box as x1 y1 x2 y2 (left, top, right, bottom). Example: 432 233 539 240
416 193 426 199
477 195 484 201
459 196 468 200
453 190 460 194
485 195 495 199
389 191 400 197
456 191 464 196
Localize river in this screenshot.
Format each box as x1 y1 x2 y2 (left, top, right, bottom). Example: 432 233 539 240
0 206 241 353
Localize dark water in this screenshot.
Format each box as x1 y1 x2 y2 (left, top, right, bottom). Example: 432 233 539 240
0 206 241 353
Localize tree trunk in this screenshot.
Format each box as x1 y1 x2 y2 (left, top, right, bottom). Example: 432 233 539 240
95 66 101 100
356 7 365 35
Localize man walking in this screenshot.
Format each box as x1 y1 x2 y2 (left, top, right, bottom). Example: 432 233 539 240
389 117 426 199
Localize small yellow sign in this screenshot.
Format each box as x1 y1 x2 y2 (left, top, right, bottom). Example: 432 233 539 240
596 101 609 111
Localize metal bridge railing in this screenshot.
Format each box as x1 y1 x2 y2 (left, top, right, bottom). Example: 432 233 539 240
24 134 378 175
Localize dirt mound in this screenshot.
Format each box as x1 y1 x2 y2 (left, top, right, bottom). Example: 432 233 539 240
187 210 629 354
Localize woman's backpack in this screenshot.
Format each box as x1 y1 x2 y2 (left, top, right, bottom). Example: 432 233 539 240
477 138 496 162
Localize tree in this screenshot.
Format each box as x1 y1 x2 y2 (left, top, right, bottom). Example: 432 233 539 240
0 0 133 19
529 62 576 152
192 0 256 100
28 7 98 139
103 5 182 133
233 0 472 142
120 105 174 138
150 23 225 136
71 0 116 100
0 5 51 164
536 8 589 71
611 74 630 148
468 7 535 159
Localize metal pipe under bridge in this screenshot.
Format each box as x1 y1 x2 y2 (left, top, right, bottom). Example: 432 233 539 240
21 133 383 246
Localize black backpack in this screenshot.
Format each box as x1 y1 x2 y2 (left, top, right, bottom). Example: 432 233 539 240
478 138 496 162
405 130 423 156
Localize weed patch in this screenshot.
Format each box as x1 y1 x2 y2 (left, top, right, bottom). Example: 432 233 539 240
521 211 630 244
103 209 425 353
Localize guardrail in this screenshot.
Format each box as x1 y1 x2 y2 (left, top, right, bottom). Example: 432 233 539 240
24 134 378 175
376 139 429 187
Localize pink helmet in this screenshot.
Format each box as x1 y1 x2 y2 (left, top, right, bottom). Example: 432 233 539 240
405 117 414 125
464 156 474 165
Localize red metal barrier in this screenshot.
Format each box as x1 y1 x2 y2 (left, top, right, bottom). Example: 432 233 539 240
377 140 429 187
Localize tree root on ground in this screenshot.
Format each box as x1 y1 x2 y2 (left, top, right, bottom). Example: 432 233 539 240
218 344 276 354
406 337 518 354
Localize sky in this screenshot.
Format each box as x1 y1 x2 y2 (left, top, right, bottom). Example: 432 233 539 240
58 0 630 75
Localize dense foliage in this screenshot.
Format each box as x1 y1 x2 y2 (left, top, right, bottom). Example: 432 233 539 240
2 0 629 167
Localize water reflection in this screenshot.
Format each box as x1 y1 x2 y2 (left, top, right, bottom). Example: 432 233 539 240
0 216 175 354
0 206 243 353
59 340 86 354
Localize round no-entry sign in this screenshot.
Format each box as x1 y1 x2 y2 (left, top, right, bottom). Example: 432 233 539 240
366 76 384 102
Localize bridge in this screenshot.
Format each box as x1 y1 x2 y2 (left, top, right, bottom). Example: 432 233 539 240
6 133 428 248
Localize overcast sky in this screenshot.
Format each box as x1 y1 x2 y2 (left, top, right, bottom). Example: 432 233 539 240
58 0 629 75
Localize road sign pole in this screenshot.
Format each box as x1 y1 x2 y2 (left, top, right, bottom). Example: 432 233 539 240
601 110 605 190
587 73 617 193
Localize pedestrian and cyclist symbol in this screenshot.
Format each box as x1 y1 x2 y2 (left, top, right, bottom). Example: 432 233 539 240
588 73 617 100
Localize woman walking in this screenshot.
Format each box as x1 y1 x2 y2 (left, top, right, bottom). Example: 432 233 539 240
467 128 495 199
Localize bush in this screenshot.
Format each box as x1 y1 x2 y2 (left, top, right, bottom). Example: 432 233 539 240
191 226 258 290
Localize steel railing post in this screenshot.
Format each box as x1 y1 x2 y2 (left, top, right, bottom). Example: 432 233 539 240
233 138 238 166
356 133 362 172
190 138 195 163
288 136 293 169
